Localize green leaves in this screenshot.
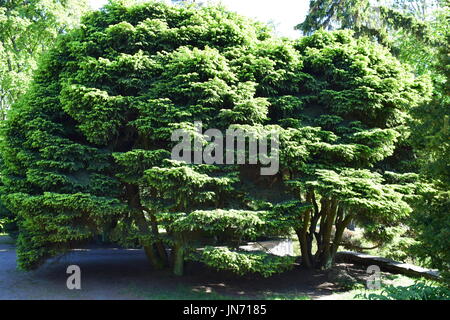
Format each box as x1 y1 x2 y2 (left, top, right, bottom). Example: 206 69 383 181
358 281 450 300
60 84 128 145
143 161 236 211
411 190 450 282
2 191 126 269
170 209 268 239
197 247 296 277
306 168 411 220
0 0 89 114
113 149 170 183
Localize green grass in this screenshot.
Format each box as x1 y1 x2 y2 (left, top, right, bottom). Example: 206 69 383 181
122 284 310 300
264 294 311 300
123 284 243 300
318 274 416 300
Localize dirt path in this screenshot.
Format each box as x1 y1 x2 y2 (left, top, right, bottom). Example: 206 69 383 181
0 237 340 300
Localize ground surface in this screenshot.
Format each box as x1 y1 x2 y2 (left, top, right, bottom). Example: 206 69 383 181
0 235 411 300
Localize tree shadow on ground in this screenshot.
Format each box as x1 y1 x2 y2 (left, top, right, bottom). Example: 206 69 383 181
1 242 367 300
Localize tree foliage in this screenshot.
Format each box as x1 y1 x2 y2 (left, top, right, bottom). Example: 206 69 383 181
297 0 448 74
408 11 450 282
358 280 450 300
0 1 431 274
0 0 89 118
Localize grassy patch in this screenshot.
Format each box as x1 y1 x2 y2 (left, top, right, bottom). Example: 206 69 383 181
123 284 244 300
264 293 310 300
122 284 311 300
318 274 416 300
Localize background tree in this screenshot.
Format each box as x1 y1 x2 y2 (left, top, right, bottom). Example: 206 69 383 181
409 16 450 283
0 1 430 275
0 0 89 119
296 0 447 74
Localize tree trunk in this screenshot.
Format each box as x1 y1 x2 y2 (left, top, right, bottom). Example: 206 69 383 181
146 208 168 265
142 245 166 270
316 249 335 270
296 193 354 270
296 229 313 268
172 239 185 276
296 191 322 269
312 198 336 269
316 211 354 270
135 212 167 270
296 193 314 268
125 183 167 270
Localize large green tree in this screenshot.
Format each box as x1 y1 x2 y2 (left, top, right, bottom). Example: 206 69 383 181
0 1 431 275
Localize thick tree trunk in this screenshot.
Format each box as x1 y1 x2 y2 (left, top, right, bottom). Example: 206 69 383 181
296 192 314 268
146 208 168 265
125 183 168 270
331 214 354 258
172 239 185 276
142 244 166 270
315 198 338 269
296 192 354 270
316 249 335 270
136 214 166 270
315 210 354 270
296 229 313 268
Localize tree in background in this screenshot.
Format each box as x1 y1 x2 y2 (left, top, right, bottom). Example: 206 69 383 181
297 0 440 39
409 15 450 283
0 1 430 275
0 0 89 119
296 0 447 75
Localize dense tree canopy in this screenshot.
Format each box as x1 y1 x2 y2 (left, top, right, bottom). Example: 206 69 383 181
0 1 432 275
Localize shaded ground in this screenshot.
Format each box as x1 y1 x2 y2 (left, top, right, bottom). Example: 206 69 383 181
0 235 401 300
